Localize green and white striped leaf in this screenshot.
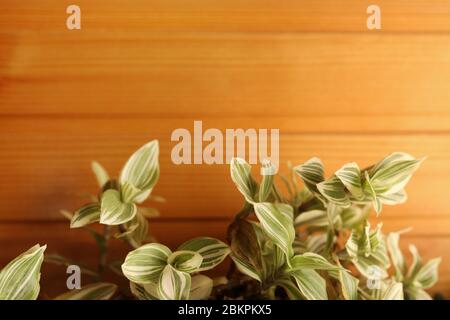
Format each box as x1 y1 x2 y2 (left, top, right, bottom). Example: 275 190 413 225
116 212 149 246
386 232 406 281
100 189 137 225
406 245 422 280
304 234 327 255
405 287 432 300
0 244 46 300
317 176 350 208
127 211 149 245
363 172 382 215
230 221 265 282
338 265 359 300
54 283 117 300
189 275 213 300
131 275 213 300
70 202 101 228
347 221 383 259
295 210 329 228
288 253 341 272
353 250 390 280
295 209 342 231
377 189 408 205
119 140 160 203
168 251 203 273
130 282 159 300
230 158 257 203
369 152 424 195
178 237 230 272
290 269 327 300
158 264 191 300
346 224 390 279
340 205 370 229
122 243 171 284
91 161 110 188
275 277 304 300
413 257 441 289
335 162 364 200
254 202 295 258
294 157 325 195
252 222 286 281
381 281 404 300
259 170 273 202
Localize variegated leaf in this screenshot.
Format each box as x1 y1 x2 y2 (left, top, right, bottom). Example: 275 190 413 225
369 152 424 195
413 257 441 289
345 229 359 259
406 245 422 280
130 282 159 300
363 172 382 215
251 222 286 281
91 161 110 188
119 140 160 203
288 253 341 272
189 275 213 300
275 277 304 300
158 264 191 300
353 251 390 280
345 223 390 279
70 202 101 228
338 265 359 300
305 234 327 255
294 157 325 195
317 176 350 207
295 209 340 229
100 189 137 225
290 269 327 300
377 189 408 205
405 287 432 300
54 283 117 300
254 202 295 258
381 281 404 300
168 251 203 273
122 243 171 283
335 162 364 200
229 220 265 282
386 232 406 281
230 158 257 203
258 170 273 202
116 212 149 246
340 205 370 229
177 237 230 272
0 244 46 300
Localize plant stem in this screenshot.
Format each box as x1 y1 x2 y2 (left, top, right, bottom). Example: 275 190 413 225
98 225 111 278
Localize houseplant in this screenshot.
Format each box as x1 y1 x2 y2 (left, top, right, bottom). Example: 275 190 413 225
0 140 441 300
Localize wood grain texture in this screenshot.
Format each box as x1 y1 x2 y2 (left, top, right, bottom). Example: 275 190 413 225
1 118 449 220
1 1 449 296
2 33 450 132
1 0 450 32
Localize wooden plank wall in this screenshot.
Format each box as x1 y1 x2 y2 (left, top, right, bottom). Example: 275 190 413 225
1 1 450 297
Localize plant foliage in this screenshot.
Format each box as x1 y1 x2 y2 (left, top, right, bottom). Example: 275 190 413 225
0 141 441 300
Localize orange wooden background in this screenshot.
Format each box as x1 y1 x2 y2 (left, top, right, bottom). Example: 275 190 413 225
1 0 450 297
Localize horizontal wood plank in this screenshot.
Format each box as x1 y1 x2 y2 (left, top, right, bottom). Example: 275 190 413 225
2 33 450 131
0 221 448 298
0 118 449 220
1 1 450 32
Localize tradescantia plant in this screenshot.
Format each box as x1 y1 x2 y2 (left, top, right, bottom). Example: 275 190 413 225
0 140 442 300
